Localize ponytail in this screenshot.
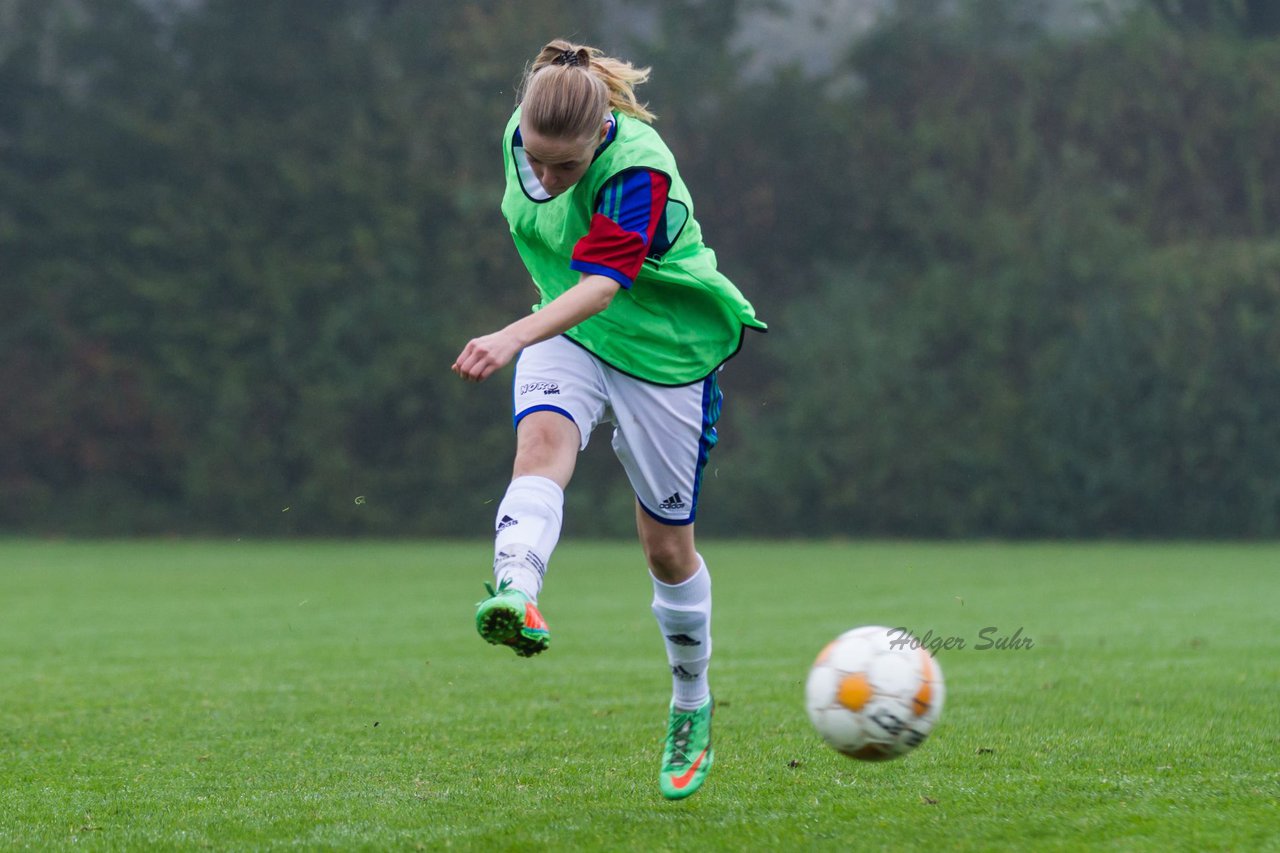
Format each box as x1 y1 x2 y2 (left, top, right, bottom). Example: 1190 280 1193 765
520 39 655 140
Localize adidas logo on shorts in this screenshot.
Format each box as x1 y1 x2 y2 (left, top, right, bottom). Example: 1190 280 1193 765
659 492 687 510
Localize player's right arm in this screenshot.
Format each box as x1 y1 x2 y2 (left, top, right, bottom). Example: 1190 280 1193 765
451 274 620 383
454 168 664 383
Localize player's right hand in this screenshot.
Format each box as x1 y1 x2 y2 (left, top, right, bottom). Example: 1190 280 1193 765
452 331 521 382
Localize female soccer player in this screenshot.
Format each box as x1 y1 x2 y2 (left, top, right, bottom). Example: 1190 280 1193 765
452 39 766 800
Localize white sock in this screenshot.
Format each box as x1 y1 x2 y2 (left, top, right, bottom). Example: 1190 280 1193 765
492 475 564 603
651 557 712 711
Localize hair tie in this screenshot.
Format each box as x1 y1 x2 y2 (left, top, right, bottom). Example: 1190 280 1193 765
553 48 583 68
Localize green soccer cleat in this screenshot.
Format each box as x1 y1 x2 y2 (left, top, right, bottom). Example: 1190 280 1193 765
659 696 714 800
475 579 550 657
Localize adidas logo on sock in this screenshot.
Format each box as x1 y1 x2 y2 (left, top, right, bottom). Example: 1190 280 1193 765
496 515 518 531
671 664 699 681
666 633 702 647
659 492 687 510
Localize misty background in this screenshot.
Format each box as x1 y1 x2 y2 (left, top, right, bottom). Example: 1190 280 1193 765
3 0 1279 538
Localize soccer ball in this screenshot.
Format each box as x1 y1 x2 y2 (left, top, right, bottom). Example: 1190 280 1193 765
805 625 945 760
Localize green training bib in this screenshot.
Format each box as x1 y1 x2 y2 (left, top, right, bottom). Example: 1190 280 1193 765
501 108 766 385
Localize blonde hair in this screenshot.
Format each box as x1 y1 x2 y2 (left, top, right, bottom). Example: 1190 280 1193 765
519 39 655 140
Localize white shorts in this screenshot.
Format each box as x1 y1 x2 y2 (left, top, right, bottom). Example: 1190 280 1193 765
512 335 722 525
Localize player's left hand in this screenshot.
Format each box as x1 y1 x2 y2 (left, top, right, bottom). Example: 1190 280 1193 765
452 331 521 382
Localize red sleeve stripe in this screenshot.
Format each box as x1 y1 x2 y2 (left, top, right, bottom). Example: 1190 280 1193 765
571 169 671 287
571 216 647 286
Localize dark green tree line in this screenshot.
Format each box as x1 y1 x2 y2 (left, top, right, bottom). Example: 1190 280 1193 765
3 0 1279 537
734 2 1280 535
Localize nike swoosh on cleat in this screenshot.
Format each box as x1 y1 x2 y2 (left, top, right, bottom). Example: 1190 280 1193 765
670 748 709 790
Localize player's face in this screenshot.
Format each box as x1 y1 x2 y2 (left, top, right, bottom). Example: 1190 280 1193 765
520 121 608 197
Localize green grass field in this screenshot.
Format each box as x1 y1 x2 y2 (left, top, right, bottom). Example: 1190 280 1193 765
2 539 1277 851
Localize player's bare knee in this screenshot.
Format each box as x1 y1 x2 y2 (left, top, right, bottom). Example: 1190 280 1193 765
643 537 698 583
514 413 579 479
516 427 559 466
